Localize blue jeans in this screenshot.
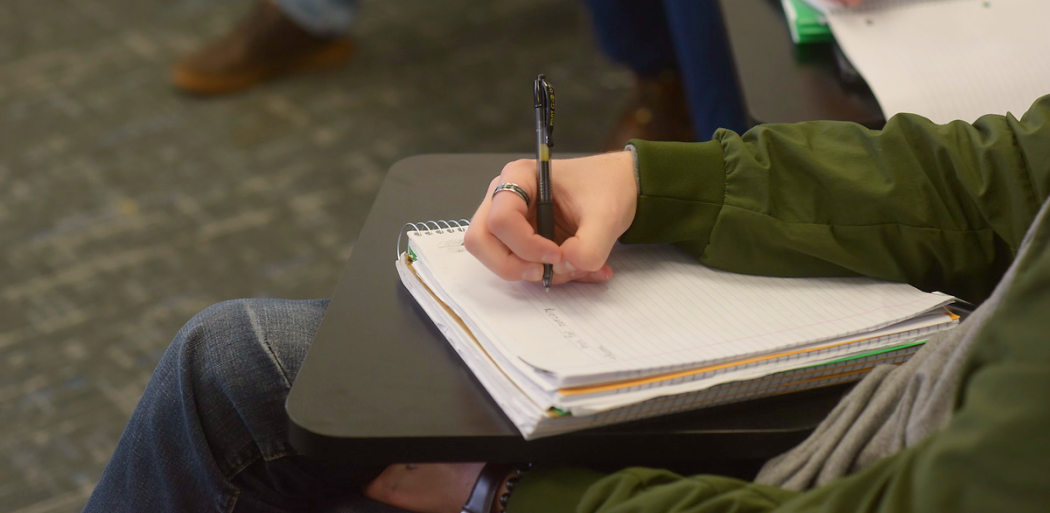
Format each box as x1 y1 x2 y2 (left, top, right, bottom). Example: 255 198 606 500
275 0 360 37
83 299 405 513
583 0 747 138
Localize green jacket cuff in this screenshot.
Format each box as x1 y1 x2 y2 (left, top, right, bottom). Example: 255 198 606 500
507 467 607 513
621 139 727 250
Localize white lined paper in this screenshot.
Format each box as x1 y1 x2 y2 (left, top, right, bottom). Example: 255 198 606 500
825 0 1050 124
408 231 952 386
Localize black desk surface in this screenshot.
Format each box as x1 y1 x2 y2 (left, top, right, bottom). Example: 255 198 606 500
287 154 851 466
719 0 884 128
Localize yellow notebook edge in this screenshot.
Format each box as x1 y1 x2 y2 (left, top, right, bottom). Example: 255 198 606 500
559 309 959 397
399 249 952 428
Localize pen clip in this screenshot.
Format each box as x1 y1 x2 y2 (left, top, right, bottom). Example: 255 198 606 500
534 74 555 147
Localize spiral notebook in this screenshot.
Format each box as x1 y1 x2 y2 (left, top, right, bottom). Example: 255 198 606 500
395 220 959 439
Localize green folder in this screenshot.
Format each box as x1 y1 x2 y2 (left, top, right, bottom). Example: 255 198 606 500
782 0 834 44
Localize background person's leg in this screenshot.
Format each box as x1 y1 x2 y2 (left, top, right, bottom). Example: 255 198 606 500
581 0 694 149
172 0 358 95
661 0 747 138
83 298 386 512
581 0 676 78
273 0 360 37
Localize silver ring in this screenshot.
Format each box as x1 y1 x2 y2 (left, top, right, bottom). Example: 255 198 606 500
492 182 530 207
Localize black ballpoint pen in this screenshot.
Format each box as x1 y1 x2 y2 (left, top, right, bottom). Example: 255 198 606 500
534 74 556 291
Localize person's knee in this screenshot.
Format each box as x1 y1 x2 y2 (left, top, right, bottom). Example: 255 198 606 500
116 298 328 487
168 298 329 394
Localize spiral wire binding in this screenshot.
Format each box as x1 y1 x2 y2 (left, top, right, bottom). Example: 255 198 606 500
396 219 471 260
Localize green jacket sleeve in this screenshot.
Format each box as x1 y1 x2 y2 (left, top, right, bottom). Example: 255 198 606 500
622 95 1050 303
509 467 799 513
509 97 1050 512
509 223 1050 511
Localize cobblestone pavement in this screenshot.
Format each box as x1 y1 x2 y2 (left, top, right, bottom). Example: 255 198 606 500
0 0 629 510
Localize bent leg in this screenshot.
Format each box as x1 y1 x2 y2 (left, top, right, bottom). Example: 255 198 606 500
84 298 383 512
662 0 747 137
581 0 677 78
273 0 360 37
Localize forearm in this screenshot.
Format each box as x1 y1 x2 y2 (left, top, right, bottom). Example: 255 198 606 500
622 95 1050 302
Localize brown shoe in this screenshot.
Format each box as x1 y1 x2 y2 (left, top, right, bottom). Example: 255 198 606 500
172 0 355 95
600 71 694 152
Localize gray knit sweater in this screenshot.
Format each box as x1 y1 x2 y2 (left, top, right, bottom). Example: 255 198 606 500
754 198 1050 491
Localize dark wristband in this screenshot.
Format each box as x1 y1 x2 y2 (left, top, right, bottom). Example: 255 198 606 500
495 464 532 512
460 464 514 513
460 463 531 513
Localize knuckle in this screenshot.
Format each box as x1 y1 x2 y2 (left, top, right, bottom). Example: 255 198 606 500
462 229 481 255
493 263 521 282
574 248 605 272
501 159 533 176
487 210 513 233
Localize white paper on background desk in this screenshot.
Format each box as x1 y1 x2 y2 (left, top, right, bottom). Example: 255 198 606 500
799 0 840 13
824 0 1050 124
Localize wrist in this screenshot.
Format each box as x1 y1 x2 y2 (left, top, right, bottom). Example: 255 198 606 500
624 144 641 199
490 464 531 513
459 463 532 513
620 139 726 246
604 149 640 238
488 471 516 513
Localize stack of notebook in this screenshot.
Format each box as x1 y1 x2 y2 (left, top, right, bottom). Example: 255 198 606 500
395 221 958 439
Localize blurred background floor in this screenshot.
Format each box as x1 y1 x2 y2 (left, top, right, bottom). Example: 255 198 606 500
0 0 628 510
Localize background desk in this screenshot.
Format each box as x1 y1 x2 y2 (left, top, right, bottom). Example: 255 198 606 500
286 154 850 467
719 0 884 128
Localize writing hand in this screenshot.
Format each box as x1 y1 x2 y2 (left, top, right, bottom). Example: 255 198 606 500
831 0 866 6
464 151 637 285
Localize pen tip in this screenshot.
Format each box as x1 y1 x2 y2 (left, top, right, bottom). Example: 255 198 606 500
544 283 551 293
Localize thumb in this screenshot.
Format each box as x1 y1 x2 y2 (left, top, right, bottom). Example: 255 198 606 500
559 218 620 273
